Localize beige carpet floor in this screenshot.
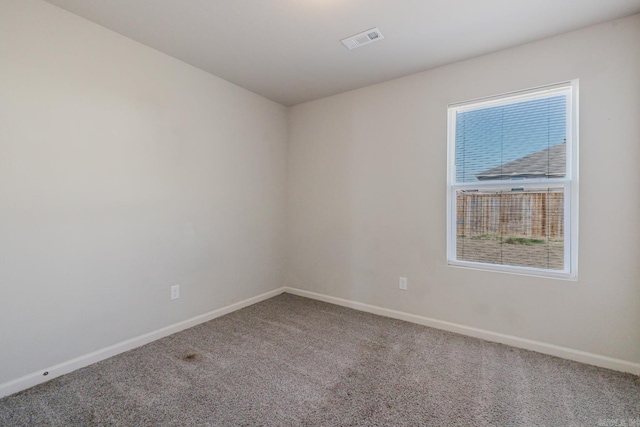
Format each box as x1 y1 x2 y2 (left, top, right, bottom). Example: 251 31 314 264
1 293 639 426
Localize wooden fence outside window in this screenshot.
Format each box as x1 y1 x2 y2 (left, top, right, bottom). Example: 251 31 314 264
456 192 564 239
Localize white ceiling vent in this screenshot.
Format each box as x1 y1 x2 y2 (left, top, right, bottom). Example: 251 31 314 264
341 27 384 50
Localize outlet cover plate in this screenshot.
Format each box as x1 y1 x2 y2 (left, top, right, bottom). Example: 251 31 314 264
171 285 180 300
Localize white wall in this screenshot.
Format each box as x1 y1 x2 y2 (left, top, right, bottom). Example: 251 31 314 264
0 0 287 384
287 14 640 364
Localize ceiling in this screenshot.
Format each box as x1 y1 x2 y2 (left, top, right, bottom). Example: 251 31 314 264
44 0 640 106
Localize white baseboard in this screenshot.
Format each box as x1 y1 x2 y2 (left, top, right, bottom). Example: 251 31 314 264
0 287 287 398
284 287 640 376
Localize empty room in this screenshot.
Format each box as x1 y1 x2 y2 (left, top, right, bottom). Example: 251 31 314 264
1 0 639 425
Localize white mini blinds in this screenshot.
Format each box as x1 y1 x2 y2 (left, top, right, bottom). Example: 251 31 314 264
447 81 578 279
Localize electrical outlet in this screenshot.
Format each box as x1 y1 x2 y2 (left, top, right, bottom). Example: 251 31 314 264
171 285 180 300
399 277 408 290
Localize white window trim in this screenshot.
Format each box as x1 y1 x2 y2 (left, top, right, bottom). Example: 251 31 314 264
446 80 579 280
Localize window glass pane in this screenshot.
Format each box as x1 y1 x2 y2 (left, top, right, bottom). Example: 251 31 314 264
456 189 564 270
455 95 567 183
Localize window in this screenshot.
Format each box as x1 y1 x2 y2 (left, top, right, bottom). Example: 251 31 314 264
447 81 578 279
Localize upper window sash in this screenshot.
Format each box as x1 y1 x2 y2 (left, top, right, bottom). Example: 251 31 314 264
448 82 576 186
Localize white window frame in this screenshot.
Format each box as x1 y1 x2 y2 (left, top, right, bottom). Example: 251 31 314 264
446 80 579 280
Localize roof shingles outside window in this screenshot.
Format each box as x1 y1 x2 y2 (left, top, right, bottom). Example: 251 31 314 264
475 142 566 181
